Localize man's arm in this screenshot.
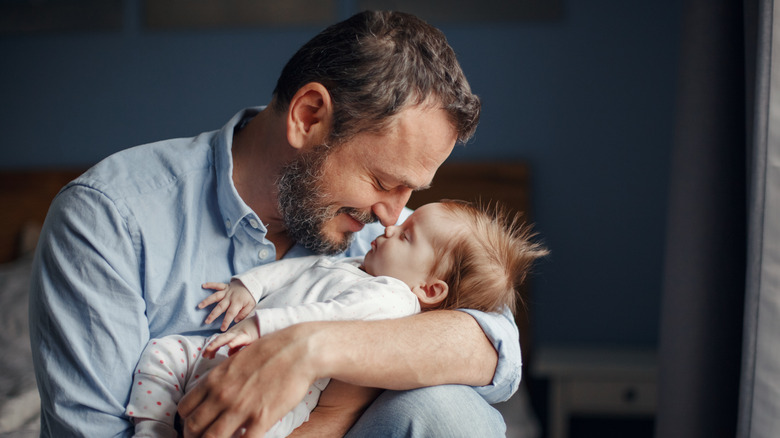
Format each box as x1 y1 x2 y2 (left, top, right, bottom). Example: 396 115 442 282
288 380 383 437
315 310 497 388
179 310 496 437
30 185 148 436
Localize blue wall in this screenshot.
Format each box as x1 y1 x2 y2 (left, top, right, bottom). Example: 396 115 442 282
0 1 683 349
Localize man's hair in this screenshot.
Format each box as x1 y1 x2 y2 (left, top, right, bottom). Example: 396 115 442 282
272 10 481 144
429 200 549 314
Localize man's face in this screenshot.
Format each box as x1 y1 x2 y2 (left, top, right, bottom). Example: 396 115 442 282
277 104 458 255
277 145 375 254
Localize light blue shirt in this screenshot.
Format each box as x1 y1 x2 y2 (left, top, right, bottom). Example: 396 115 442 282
29 107 521 437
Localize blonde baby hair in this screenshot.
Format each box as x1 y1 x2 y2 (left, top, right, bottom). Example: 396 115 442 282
427 199 548 314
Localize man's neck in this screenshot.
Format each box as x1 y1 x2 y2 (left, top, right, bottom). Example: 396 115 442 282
231 107 296 258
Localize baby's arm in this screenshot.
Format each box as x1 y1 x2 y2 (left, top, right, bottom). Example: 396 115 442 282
199 279 256 331
257 277 420 336
204 277 418 358
200 256 323 331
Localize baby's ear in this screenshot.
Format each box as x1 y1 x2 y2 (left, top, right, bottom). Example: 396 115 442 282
414 280 449 308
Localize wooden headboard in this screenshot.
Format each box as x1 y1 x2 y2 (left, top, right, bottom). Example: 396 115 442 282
0 169 85 263
407 162 530 215
406 161 536 368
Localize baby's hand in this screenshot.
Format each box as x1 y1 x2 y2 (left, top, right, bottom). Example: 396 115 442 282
199 280 256 331
202 315 261 359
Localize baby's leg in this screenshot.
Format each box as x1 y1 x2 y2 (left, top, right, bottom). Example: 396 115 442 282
127 335 210 437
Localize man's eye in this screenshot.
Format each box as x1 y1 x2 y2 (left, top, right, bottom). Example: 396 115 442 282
376 179 390 192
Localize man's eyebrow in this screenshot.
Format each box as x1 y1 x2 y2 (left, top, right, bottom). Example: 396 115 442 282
410 180 432 192
382 171 431 191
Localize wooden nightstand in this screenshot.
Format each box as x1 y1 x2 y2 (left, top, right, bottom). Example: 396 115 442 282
532 346 658 438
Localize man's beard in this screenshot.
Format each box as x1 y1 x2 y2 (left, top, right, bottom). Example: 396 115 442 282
276 145 377 255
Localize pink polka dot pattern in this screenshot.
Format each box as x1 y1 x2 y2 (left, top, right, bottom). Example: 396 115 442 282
126 334 216 434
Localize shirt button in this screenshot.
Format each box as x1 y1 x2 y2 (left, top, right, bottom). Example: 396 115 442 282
249 218 260 229
258 249 270 260
225 219 232 229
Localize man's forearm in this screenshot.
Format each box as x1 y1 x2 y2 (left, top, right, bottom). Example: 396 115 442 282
179 310 498 437
309 310 498 389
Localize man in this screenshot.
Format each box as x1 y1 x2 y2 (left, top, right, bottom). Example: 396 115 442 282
29 11 521 437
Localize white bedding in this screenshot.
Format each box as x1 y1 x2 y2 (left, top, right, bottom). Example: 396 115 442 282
0 256 40 437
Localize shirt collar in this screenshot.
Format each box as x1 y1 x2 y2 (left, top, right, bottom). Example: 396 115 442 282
215 106 266 237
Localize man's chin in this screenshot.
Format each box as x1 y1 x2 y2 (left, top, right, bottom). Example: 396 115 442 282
309 231 354 255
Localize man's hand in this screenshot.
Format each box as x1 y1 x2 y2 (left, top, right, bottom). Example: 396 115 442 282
178 323 319 438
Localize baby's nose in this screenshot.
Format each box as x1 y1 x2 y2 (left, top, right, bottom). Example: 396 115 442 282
384 225 398 237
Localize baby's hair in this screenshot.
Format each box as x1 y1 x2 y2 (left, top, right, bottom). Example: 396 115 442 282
428 199 548 314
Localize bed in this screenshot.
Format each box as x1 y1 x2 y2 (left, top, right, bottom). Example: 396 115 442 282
0 163 540 437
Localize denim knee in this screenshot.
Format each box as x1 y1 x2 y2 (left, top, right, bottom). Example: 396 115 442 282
345 385 506 437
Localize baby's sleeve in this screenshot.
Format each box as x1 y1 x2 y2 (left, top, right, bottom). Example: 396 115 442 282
257 277 420 335
233 256 320 302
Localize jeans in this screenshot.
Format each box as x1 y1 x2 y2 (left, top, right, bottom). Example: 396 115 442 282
345 385 506 437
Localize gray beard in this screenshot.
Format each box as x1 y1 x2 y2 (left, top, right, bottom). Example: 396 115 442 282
276 147 376 255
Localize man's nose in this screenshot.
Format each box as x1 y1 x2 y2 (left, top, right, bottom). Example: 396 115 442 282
372 190 412 227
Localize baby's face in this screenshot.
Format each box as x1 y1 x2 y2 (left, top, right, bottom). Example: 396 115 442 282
363 203 457 288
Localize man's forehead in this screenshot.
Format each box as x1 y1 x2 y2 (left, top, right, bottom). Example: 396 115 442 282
375 144 450 190
346 105 456 188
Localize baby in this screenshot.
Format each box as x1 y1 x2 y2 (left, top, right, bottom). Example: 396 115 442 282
126 200 547 437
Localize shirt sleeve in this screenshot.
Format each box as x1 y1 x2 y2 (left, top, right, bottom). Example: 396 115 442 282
29 184 148 437
257 277 420 336
457 307 522 404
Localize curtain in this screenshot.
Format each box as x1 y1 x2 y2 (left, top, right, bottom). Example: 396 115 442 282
738 0 780 436
655 0 749 437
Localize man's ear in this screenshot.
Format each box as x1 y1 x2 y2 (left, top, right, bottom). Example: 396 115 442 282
286 82 333 150
413 280 449 308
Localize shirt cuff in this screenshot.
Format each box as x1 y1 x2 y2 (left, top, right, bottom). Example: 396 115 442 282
457 307 522 404
233 273 263 303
